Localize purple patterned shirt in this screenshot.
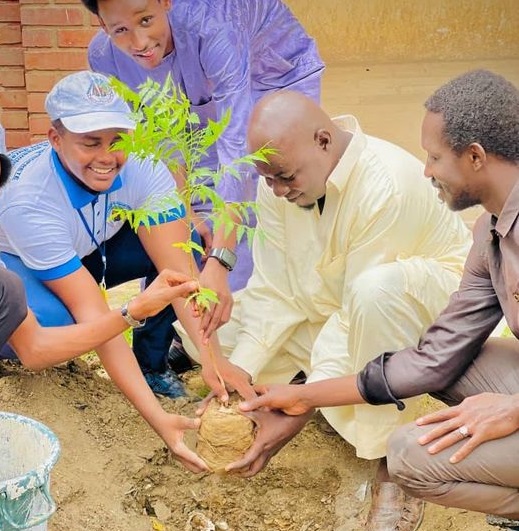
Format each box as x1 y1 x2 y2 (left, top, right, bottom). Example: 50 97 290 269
88 0 323 290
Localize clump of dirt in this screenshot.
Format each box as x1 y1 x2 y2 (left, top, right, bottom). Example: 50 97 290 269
197 393 255 473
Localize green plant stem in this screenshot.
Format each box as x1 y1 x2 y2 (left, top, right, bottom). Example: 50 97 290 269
185 198 226 397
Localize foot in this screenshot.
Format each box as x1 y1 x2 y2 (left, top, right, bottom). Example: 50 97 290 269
144 368 187 398
365 481 424 531
168 339 196 374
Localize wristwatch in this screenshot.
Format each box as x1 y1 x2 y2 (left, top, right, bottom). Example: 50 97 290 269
120 301 146 328
208 247 237 271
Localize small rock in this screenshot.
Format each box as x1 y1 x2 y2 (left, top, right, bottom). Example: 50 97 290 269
185 511 215 531
152 500 172 522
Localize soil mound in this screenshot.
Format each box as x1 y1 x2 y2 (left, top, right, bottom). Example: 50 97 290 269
197 393 255 473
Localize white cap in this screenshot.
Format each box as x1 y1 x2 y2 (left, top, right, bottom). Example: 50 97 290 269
45 71 135 133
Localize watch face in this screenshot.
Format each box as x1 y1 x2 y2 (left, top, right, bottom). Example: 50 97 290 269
121 303 146 328
210 248 237 270
220 248 237 269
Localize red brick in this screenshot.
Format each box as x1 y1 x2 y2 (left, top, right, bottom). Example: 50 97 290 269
0 24 22 45
88 13 100 26
1 110 29 130
27 92 46 113
0 4 21 23
29 113 51 135
0 67 25 87
25 70 71 92
30 134 48 144
6 130 31 150
25 50 89 70
22 27 55 48
0 90 28 109
21 6 85 26
0 47 24 66
58 27 97 47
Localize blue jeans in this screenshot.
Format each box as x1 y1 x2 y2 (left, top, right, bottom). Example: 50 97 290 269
1 223 201 373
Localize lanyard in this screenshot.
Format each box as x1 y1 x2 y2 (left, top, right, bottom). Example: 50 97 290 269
77 196 109 297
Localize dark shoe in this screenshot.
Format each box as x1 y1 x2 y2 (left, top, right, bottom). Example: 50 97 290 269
487 515 519 529
168 339 197 374
365 481 424 531
144 368 187 398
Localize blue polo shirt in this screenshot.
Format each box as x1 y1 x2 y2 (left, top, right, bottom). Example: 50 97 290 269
0 142 185 281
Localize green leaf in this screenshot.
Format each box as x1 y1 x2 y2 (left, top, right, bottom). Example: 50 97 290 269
172 242 193 253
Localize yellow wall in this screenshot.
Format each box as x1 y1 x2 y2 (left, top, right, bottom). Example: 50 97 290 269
285 0 519 64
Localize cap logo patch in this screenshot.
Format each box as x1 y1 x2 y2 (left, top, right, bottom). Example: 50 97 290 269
87 78 115 105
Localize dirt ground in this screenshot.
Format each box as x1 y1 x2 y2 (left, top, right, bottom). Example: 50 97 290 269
0 358 493 531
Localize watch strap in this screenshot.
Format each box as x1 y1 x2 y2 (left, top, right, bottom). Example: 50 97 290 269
121 301 146 328
208 247 237 271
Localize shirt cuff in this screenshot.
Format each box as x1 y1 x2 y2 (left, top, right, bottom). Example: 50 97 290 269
357 352 406 410
31 256 82 281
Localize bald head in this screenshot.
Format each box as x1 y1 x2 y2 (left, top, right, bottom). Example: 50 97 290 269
247 90 335 154
247 91 350 209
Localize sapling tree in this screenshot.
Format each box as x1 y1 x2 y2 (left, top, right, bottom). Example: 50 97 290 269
108 75 273 391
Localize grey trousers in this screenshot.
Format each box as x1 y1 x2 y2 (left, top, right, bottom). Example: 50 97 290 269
387 337 519 518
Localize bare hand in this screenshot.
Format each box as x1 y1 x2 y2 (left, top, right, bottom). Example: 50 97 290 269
239 383 312 416
158 413 209 473
198 259 233 343
200 356 256 402
129 269 198 320
195 392 215 416
225 408 313 477
416 392 519 463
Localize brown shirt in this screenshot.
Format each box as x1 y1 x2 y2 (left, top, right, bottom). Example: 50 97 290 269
358 181 519 407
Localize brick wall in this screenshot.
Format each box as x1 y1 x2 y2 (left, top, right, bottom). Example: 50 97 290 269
1 0 517 150
0 0 98 149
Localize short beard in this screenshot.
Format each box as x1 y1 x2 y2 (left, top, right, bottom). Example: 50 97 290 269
449 191 479 211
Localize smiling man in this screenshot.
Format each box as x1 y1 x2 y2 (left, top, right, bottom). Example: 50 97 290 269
178 89 472 529
0 72 249 430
